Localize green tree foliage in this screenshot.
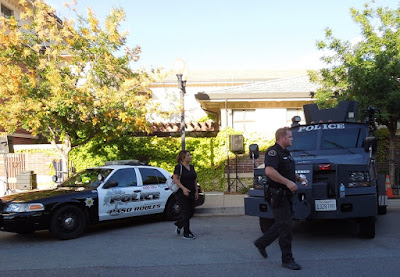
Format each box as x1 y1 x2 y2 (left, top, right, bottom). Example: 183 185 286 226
308 1 400 184
0 0 160 179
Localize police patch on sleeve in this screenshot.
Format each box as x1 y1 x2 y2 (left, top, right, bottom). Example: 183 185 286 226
268 150 277 157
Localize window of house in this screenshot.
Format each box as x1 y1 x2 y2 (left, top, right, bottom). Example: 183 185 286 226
232 109 256 132
1 4 13 18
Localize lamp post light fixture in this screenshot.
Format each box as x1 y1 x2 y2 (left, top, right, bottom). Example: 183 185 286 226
175 58 187 150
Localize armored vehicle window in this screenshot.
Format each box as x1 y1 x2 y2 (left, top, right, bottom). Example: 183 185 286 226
321 128 363 150
139 168 167 185
290 131 318 151
107 168 137 187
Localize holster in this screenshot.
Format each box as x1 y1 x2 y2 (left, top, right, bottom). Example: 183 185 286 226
265 186 284 208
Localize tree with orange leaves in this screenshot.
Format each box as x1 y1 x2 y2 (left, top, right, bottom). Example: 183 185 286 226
0 0 159 180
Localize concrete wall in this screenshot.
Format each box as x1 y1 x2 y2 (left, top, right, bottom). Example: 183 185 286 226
0 145 62 190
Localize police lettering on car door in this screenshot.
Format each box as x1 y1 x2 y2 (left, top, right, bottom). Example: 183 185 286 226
104 190 161 216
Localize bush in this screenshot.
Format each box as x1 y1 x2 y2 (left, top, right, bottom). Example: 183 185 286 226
69 128 274 192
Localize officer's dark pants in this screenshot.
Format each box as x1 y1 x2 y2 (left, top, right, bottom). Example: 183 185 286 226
254 196 294 263
175 193 195 234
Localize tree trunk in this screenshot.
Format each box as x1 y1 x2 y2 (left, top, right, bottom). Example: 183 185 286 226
387 122 397 191
50 135 72 183
61 150 70 181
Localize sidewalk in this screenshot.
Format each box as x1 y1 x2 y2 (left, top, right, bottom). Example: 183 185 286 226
194 192 400 216
195 192 246 216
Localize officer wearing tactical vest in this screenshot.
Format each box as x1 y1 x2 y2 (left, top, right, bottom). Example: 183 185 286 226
253 127 308 270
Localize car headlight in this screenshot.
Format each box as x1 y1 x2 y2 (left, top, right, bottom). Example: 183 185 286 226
348 171 370 187
5 203 45 213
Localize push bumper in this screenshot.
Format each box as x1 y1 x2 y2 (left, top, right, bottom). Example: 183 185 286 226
244 194 377 220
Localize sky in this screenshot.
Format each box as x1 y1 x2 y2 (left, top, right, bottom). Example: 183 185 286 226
46 0 400 72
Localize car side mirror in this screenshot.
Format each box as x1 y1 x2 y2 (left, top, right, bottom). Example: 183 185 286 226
364 136 377 154
51 175 57 182
103 180 118 189
249 144 259 159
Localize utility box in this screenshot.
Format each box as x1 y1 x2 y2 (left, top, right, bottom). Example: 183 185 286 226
16 171 37 190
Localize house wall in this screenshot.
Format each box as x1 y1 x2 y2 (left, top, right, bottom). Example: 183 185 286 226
152 82 308 139
221 107 304 139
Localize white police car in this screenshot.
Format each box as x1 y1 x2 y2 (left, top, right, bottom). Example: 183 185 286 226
0 160 205 239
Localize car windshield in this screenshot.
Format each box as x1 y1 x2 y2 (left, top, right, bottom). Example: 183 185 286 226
60 168 113 189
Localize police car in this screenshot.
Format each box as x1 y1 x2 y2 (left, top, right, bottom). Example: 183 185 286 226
0 160 205 240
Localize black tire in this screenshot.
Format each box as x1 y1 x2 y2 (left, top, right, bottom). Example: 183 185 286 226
259 217 275 233
359 216 375 239
50 205 86 240
165 196 181 221
378 205 387 215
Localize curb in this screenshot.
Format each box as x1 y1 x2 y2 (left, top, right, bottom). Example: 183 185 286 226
194 206 244 217
194 192 245 216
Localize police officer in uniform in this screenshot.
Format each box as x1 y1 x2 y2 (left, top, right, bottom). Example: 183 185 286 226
253 127 308 270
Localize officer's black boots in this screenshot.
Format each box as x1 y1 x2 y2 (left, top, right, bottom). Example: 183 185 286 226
282 260 302 270
253 241 268 258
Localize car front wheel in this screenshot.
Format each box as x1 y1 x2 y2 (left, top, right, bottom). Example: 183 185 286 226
50 205 86 240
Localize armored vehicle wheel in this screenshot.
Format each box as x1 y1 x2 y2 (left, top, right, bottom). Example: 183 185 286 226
259 217 275 233
50 205 86 240
165 197 181 221
359 216 375 239
378 205 387 215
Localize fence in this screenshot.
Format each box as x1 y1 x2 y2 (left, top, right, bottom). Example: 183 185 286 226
2 153 26 190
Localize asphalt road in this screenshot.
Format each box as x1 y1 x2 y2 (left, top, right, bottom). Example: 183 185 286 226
1 204 400 277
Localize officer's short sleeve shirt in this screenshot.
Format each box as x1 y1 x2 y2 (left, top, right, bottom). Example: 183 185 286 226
264 143 296 187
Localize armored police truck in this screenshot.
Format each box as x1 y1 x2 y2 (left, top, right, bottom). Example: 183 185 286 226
244 101 387 239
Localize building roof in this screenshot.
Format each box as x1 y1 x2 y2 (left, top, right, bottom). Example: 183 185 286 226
161 69 308 83
195 75 320 100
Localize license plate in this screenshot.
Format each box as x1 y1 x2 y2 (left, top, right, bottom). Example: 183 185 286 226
315 199 337 211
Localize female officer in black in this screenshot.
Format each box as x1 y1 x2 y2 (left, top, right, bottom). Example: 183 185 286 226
172 150 199 239
253 127 308 270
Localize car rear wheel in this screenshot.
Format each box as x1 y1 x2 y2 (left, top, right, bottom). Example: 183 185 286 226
50 205 86 240
165 196 181 221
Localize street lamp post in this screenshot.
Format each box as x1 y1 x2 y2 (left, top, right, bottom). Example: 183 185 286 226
175 59 187 150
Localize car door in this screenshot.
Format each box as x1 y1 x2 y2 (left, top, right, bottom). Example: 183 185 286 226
98 168 146 221
137 167 171 215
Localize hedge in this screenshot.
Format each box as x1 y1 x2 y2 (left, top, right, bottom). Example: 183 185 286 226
69 128 274 192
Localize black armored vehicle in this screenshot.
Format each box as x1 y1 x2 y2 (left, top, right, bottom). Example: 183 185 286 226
244 101 387 238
